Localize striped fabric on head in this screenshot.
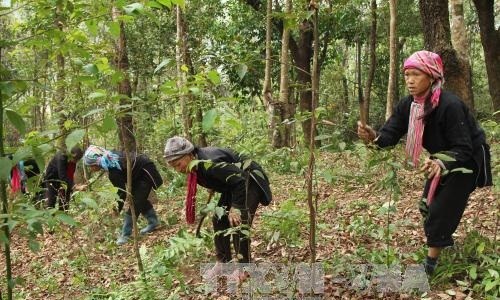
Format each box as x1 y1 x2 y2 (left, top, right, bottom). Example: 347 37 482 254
83 145 122 171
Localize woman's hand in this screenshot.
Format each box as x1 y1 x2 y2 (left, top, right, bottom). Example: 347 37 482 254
228 208 242 227
420 158 441 179
357 121 377 144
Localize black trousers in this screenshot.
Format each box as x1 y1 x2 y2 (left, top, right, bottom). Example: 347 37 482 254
125 180 153 217
46 180 71 211
212 179 263 263
422 158 478 248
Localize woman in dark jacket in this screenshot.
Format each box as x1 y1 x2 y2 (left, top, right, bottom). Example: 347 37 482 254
83 145 163 245
358 50 492 274
44 146 84 211
163 137 272 279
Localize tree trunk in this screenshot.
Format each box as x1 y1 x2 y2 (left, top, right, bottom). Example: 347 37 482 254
176 6 193 140
274 0 292 148
306 0 319 265
263 0 276 145
341 43 349 117
386 0 398 120
472 0 500 114
418 0 474 109
54 2 67 151
356 39 364 124
112 7 136 153
363 0 377 124
449 0 474 110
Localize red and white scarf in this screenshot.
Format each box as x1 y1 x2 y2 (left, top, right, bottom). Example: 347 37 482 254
185 171 197 224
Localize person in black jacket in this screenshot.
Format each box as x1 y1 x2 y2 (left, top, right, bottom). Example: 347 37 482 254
83 145 163 245
358 50 492 275
44 146 84 211
163 136 272 279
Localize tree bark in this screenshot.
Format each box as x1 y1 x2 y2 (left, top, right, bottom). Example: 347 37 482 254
356 39 364 124
386 0 398 120
112 7 136 153
472 0 500 114
176 6 193 140
363 0 377 124
54 2 67 150
263 0 276 146
418 0 474 109
449 0 474 110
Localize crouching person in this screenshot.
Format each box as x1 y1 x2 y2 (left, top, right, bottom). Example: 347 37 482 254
83 145 163 245
163 136 272 281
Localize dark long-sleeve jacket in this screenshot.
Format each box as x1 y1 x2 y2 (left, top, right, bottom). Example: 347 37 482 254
44 152 75 188
375 91 491 186
194 147 272 209
107 151 163 211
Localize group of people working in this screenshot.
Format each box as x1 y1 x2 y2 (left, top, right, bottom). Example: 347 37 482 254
7 50 493 279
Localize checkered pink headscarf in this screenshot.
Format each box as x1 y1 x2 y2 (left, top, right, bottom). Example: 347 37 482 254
403 50 445 108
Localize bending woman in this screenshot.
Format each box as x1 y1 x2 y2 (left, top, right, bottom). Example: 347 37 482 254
84 145 163 245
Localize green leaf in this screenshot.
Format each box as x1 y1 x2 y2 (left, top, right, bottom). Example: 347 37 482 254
28 239 40 252
215 207 225 219
450 167 473 174
484 279 496 292
202 109 218 131
5 108 26 135
488 269 499 279
469 265 477 280
236 63 248 80
82 197 98 209
89 91 107 99
171 0 185 9
154 59 171 74
85 20 99 36
56 213 77 226
109 21 121 38
207 70 220 85
0 230 8 246
432 152 456 162
146 1 164 9
83 64 98 75
100 115 117 133
157 0 172 8
65 129 85 151
0 157 12 181
124 3 143 14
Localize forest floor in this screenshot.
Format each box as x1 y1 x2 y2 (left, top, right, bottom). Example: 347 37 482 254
2 150 498 300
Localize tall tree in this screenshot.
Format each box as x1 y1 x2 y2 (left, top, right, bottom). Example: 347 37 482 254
449 0 474 110
386 0 398 120
262 0 275 144
472 0 500 114
418 0 474 109
362 0 377 123
176 6 193 140
246 0 318 145
112 6 136 153
53 0 67 150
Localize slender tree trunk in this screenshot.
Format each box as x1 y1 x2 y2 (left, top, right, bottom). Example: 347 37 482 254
0 46 13 300
274 0 292 148
363 0 377 124
306 0 319 265
263 0 275 144
419 0 474 109
112 7 136 153
449 0 474 110
176 6 193 140
356 39 365 124
54 2 67 150
341 43 349 117
472 0 500 114
386 0 398 120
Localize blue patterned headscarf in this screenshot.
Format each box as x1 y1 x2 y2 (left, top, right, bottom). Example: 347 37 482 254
83 145 122 171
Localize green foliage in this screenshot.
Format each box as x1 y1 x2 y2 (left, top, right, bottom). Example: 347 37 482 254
431 231 500 298
260 198 308 247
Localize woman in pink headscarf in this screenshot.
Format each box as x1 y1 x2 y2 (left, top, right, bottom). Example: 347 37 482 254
357 50 492 275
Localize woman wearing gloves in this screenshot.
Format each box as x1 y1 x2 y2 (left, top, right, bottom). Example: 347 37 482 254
358 50 492 274
83 145 163 245
163 137 272 279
